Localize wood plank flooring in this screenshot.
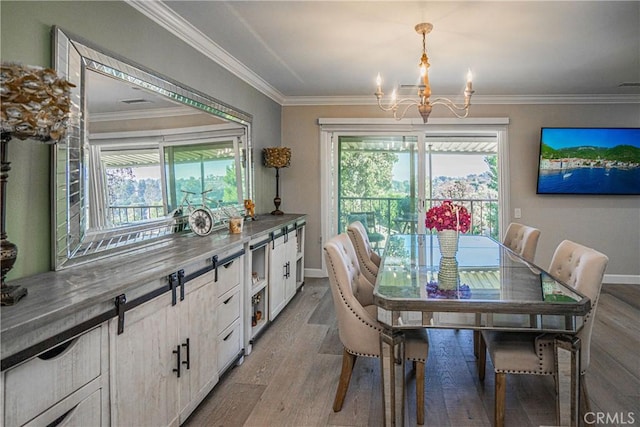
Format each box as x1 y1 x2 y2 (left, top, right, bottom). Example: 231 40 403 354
185 280 640 426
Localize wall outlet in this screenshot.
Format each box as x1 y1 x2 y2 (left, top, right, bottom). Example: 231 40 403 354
514 208 522 219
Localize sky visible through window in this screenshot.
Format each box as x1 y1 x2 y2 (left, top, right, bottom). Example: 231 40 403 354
392 152 491 181
130 162 231 180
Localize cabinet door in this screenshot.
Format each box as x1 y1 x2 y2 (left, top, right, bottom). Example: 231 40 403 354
285 234 298 301
268 236 287 319
110 292 180 427
295 225 306 289
178 272 219 422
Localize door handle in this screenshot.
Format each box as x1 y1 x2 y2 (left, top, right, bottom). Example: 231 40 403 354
173 345 181 377
182 338 190 370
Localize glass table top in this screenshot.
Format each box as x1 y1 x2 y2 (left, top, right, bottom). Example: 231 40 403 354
374 234 590 317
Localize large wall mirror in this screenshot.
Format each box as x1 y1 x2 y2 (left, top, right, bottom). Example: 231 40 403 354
53 26 253 269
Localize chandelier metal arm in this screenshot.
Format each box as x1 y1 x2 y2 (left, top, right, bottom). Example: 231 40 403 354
375 96 429 121
431 97 473 118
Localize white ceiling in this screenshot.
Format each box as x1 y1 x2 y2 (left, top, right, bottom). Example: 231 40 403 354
129 1 640 106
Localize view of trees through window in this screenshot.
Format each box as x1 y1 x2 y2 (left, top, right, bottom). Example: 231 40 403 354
104 140 240 226
338 136 499 242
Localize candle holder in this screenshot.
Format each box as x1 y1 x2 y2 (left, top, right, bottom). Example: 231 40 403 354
263 147 291 215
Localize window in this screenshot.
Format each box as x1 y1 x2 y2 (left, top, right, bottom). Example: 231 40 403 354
320 118 509 268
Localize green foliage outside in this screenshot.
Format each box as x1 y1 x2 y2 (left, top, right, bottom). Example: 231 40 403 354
340 151 398 197
107 162 239 225
338 148 500 239
541 143 640 163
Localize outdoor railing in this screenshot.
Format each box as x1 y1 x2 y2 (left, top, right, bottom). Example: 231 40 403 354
108 205 165 226
339 196 499 243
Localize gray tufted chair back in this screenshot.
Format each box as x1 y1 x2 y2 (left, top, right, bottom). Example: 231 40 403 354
324 233 381 357
503 222 541 263
548 240 609 371
347 221 381 285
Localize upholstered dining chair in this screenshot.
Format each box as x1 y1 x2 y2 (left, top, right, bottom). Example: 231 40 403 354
324 233 429 424
346 211 385 252
502 222 541 263
473 222 542 357
477 240 608 427
347 221 381 285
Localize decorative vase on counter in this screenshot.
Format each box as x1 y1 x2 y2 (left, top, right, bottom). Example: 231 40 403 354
438 257 459 290
437 229 459 257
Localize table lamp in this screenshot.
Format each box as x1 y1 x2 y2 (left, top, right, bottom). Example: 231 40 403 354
263 147 291 215
0 62 74 305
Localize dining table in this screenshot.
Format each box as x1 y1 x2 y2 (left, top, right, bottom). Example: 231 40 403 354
373 234 591 427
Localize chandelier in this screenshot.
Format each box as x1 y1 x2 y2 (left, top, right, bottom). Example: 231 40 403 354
374 22 474 123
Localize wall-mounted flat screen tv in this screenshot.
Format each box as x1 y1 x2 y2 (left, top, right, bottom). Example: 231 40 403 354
537 127 640 195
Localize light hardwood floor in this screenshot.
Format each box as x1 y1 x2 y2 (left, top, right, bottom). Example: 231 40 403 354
185 279 639 426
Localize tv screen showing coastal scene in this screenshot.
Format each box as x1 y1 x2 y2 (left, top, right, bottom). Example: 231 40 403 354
537 128 640 195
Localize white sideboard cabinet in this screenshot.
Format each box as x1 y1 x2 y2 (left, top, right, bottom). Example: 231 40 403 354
1 214 305 427
109 246 244 427
269 226 299 320
245 218 305 353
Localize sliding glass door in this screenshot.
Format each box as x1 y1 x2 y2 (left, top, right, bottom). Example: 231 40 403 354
336 131 499 253
337 135 419 251
424 134 499 238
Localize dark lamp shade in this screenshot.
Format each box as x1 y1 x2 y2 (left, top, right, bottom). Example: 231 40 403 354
0 62 74 143
263 147 291 168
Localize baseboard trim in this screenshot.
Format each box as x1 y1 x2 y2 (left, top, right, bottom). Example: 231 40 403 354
603 274 640 285
304 268 325 278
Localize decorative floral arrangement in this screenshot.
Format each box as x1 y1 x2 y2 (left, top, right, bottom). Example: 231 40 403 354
426 281 472 299
425 200 471 233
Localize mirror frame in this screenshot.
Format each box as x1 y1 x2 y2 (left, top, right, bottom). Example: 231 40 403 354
52 26 253 269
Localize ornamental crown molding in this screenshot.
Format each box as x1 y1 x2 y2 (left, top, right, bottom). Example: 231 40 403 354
127 1 640 108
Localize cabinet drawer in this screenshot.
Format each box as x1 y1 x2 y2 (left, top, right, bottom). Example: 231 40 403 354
4 326 103 427
217 287 241 331
217 320 241 372
215 257 241 297
25 388 102 427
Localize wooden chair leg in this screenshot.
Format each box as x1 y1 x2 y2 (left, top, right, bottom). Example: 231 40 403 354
416 361 425 425
495 372 506 427
333 349 357 412
478 333 486 381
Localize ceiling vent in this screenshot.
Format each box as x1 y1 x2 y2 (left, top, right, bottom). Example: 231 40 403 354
618 82 640 87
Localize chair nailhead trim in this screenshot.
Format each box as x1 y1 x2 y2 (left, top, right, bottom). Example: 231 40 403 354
327 246 426 363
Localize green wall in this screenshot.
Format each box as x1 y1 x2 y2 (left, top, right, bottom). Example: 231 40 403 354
1 1 282 280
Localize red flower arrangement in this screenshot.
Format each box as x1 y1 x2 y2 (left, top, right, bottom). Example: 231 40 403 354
425 200 471 233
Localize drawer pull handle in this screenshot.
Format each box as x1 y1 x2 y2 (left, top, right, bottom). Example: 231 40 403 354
182 338 190 370
223 295 234 305
173 345 181 378
223 330 234 341
38 338 76 361
223 260 234 268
